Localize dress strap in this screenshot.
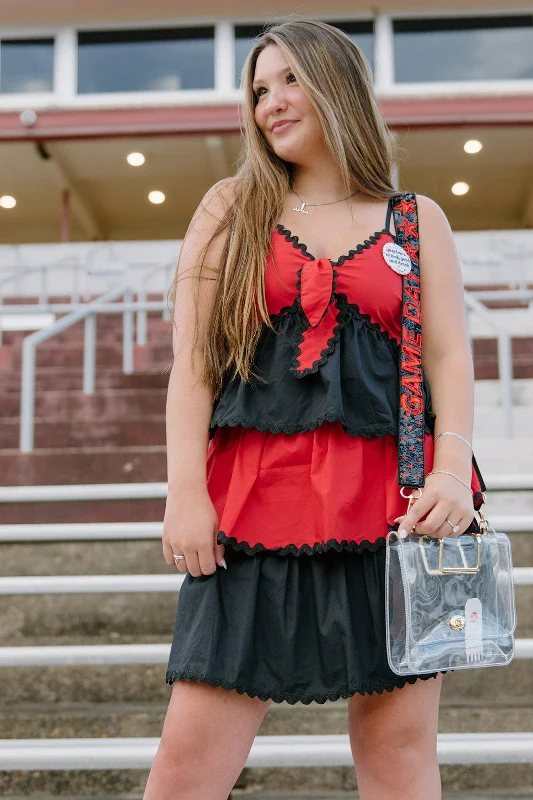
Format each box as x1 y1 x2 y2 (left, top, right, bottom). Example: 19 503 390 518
392 192 425 489
384 196 394 236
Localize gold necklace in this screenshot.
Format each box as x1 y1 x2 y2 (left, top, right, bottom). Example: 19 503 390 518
292 189 357 215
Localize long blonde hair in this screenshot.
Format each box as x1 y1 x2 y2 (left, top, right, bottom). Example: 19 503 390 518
170 17 399 399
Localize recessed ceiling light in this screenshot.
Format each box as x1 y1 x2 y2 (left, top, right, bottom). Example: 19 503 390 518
148 190 165 204
464 140 482 154
452 182 469 196
0 195 16 209
127 152 145 166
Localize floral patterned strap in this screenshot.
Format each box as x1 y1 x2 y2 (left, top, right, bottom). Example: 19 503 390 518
393 192 425 489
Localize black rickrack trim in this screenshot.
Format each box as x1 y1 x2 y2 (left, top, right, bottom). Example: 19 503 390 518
275 223 396 266
331 230 395 267
165 667 441 705
275 223 314 260
218 530 389 557
337 293 400 346
208 415 397 437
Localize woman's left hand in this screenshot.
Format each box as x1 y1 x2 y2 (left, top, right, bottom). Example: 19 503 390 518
395 473 474 540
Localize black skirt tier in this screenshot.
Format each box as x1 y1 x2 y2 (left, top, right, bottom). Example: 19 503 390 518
166 542 440 704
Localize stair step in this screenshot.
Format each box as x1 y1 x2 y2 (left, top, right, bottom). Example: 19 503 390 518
0 368 170 393
0 389 167 419
0 498 165 524
0 415 166 448
6 343 172 371
0 636 531 704
1 325 171 348
0 701 531 740
0 446 167 486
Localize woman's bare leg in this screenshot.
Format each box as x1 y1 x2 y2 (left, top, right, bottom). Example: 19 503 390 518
143 680 271 800
348 674 443 800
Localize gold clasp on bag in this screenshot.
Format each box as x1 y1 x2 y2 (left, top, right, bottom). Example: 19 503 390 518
449 614 466 631
419 532 482 575
400 486 422 516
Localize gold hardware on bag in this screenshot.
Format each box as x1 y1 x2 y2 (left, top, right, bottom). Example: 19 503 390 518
449 614 466 631
418 532 482 575
477 507 490 535
400 486 422 515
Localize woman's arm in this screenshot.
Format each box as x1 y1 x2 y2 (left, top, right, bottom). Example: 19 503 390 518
162 178 236 576
399 194 475 538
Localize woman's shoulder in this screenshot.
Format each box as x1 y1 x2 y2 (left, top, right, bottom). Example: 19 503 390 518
199 176 242 220
392 192 453 243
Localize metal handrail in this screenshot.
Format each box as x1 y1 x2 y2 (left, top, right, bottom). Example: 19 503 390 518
2 475 533 503
1 732 533 770
136 258 177 344
1 639 531 667
0 568 531 595
17 290 169 452
469 289 533 304
0 301 166 315
464 292 514 437
0 514 531 542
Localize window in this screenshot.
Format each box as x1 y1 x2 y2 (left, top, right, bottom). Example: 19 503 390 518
77 27 215 93
394 15 533 82
0 38 54 93
330 21 374 73
234 20 374 87
234 25 264 87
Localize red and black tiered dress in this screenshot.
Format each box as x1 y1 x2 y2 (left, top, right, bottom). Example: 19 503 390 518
166 192 485 703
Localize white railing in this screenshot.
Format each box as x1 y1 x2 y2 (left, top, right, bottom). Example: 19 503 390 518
464 292 514 437
17 288 167 452
3 639 532 668
136 260 176 344
1 475 533 505
1 481 532 772
0 569 531 594
1 732 531 770
0 514 531 542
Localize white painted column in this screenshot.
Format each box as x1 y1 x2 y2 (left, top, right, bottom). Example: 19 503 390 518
54 27 77 102
214 21 235 95
373 14 395 94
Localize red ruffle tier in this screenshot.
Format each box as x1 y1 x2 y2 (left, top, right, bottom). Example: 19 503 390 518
207 421 483 554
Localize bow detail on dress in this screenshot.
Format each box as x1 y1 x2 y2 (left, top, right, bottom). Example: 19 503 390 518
292 258 343 378
300 258 334 327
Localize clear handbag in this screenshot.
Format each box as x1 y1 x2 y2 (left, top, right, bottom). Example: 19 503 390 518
385 508 517 675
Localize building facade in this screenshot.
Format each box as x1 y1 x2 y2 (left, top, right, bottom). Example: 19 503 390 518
0 1 532 242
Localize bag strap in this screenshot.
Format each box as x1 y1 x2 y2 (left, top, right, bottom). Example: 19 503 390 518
392 192 425 489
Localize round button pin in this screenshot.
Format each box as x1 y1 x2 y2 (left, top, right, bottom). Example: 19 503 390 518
382 242 412 275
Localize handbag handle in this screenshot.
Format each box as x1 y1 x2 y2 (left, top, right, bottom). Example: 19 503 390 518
392 193 488 517
392 193 424 490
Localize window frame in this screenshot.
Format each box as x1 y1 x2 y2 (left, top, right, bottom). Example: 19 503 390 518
0 27 56 104
0 9 531 111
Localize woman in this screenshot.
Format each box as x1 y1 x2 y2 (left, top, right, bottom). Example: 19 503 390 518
143 18 484 800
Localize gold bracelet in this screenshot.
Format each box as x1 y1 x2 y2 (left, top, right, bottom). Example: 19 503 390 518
426 469 471 491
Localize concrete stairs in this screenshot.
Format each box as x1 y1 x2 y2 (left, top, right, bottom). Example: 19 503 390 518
0 296 532 797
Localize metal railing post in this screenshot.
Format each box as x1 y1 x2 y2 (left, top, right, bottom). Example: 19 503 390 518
39 267 48 306
464 292 515 437
136 289 147 346
498 331 514 437
20 338 37 452
83 314 96 395
162 262 172 322
123 289 134 374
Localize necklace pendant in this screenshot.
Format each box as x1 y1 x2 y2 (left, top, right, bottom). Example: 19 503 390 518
292 201 309 214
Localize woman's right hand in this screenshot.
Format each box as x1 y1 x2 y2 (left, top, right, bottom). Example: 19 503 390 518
162 486 226 577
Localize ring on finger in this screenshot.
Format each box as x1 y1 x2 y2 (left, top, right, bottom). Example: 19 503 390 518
445 518 461 534
173 553 186 565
